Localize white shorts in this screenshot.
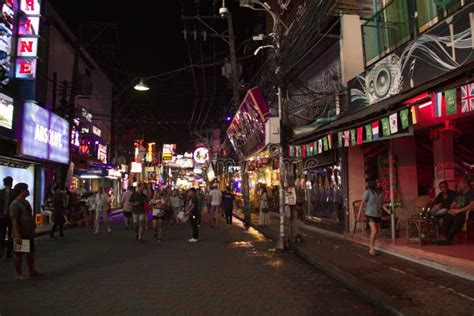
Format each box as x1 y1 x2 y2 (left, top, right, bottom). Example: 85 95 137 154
132 213 145 223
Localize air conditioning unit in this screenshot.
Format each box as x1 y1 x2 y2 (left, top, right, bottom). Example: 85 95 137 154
265 117 280 145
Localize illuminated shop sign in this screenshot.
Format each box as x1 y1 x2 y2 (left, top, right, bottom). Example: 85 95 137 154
131 162 142 173
162 144 176 161
92 125 101 137
193 147 209 164
15 0 41 80
97 144 107 163
20 102 69 164
0 0 14 86
0 93 14 129
81 108 92 122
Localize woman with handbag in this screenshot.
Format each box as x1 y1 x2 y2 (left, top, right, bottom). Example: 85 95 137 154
152 190 166 242
357 179 389 256
259 187 269 227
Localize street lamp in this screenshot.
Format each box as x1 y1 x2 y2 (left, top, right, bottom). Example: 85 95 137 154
133 79 150 91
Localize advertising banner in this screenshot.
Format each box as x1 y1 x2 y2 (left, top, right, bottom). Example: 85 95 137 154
20 102 70 164
162 144 176 161
227 87 270 158
0 93 13 129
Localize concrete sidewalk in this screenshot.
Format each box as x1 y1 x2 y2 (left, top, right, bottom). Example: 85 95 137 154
234 210 474 315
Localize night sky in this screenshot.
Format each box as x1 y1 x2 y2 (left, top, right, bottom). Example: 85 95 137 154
49 0 262 153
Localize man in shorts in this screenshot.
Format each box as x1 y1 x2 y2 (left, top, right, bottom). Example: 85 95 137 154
10 183 43 280
129 184 148 242
209 185 222 228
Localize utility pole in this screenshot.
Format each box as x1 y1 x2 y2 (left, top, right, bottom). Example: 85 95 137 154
181 12 241 109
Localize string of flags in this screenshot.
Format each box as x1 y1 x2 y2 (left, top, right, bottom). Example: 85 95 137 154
432 83 474 117
288 107 417 158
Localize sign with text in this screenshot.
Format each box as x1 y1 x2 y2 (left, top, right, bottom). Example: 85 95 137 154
15 0 41 80
0 0 14 86
0 93 14 129
20 102 69 164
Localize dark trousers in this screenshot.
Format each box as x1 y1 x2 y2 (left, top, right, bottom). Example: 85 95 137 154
0 216 12 258
51 214 65 237
190 215 199 239
225 208 233 224
442 212 466 242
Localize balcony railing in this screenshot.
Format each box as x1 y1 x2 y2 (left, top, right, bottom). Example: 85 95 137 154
362 0 465 66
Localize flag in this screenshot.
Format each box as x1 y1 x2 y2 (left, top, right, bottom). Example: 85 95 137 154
318 139 323 153
357 127 363 145
445 88 457 115
343 131 350 147
302 145 307 158
323 137 328 151
461 83 474 113
289 146 294 157
389 113 398 134
381 117 390 137
365 124 372 142
309 143 314 156
399 109 409 130
432 91 443 118
338 131 343 147
411 106 419 124
372 121 380 140
350 129 356 146
327 134 332 149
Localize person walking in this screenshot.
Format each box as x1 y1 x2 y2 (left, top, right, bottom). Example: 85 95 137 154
186 188 199 242
86 191 96 230
209 185 222 229
357 179 388 256
0 176 14 260
121 186 134 229
258 187 269 227
50 186 66 239
129 184 147 242
94 187 111 234
223 186 235 227
152 190 166 242
10 183 43 280
170 190 182 225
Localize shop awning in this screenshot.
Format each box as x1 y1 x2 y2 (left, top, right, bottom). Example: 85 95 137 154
290 63 473 145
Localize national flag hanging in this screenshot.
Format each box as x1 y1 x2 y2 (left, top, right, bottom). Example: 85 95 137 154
323 137 329 151
343 130 350 147
338 132 343 147
302 145 307 158
411 106 419 124
350 129 357 146
445 88 458 115
318 139 323 153
432 91 443 118
460 83 474 113
365 124 372 142
389 113 398 134
400 109 409 130
305 144 311 156
289 145 294 157
327 134 332 150
357 127 363 145
314 141 318 154
309 143 314 156
381 117 390 137
372 121 380 140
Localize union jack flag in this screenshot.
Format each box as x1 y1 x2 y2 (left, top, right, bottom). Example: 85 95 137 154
461 83 474 113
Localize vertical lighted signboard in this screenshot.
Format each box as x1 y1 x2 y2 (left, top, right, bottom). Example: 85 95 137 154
15 0 41 79
0 0 14 86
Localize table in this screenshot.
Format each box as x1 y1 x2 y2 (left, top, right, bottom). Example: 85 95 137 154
407 216 440 245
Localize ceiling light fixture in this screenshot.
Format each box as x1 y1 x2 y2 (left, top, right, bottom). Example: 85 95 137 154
134 79 150 91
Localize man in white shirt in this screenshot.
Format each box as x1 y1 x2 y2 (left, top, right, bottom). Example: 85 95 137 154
209 185 222 228
94 187 111 234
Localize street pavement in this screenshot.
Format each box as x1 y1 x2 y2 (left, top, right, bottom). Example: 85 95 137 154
0 214 378 316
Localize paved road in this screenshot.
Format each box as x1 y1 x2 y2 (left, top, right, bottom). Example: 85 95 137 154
0 215 378 315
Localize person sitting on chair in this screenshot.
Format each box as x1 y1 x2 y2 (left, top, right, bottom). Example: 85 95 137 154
439 177 474 244
430 181 456 218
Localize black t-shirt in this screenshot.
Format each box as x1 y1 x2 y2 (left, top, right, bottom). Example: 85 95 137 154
189 196 199 216
432 190 456 209
223 192 235 210
129 192 148 214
